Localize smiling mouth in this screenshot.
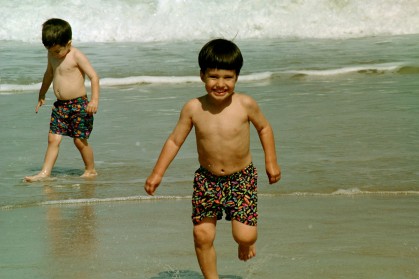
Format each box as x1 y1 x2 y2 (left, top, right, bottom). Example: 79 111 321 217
214 92 226 97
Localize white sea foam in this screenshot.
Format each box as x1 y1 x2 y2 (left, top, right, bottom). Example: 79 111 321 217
284 63 403 77
0 83 41 92
2 61 415 92
3 62 412 93
0 63 408 92
279 189 419 197
39 195 192 206
1 0 419 43
100 76 200 87
0 72 274 92
3 191 419 211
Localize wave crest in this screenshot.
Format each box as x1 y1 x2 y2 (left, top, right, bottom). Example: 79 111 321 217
2 0 419 42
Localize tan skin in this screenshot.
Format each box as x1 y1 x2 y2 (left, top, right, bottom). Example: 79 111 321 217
24 41 100 182
145 68 280 279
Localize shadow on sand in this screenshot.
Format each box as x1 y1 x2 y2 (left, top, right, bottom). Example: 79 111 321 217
150 270 242 279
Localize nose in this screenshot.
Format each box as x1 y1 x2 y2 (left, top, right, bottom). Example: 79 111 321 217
216 78 226 88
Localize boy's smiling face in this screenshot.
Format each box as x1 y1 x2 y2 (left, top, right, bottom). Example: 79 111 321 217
47 41 71 59
201 68 238 101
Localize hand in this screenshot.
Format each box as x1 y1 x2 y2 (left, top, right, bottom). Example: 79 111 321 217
266 162 281 184
86 100 98 115
35 99 45 113
144 173 162 196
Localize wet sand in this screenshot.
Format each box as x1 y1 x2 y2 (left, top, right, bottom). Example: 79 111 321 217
2 193 418 279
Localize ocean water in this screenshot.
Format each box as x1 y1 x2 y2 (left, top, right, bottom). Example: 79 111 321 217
1 1 419 278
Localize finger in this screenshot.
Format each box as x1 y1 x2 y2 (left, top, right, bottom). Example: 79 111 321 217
144 184 154 196
269 175 280 184
87 108 97 115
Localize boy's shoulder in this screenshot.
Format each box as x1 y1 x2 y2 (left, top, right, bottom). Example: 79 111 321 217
186 96 203 106
68 46 89 59
181 97 202 113
234 92 258 107
69 46 83 56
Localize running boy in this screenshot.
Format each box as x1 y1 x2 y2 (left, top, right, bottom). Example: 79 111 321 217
25 18 99 182
144 38 281 278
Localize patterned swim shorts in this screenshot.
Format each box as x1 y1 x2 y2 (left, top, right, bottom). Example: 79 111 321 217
192 163 258 226
49 96 93 139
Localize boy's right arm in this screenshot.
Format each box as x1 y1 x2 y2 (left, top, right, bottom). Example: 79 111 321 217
35 61 53 113
144 137 185 195
144 102 194 195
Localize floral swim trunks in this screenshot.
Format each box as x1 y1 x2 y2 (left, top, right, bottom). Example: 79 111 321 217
192 163 258 226
49 95 93 139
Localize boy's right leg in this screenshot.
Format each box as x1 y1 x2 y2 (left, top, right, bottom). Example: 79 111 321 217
193 217 219 279
24 133 62 182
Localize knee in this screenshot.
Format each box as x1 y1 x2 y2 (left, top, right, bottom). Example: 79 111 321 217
232 223 258 246
233 233 257 247
73 138 88 150
47 134 62 146
193 225 215 248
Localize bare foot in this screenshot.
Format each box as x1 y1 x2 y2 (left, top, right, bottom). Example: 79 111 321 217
238 244 256 261
81 170 97 178
24 171 50 182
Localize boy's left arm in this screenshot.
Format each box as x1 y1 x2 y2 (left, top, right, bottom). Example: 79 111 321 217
75 50 100 115
258 122 281 184
245 96 281 184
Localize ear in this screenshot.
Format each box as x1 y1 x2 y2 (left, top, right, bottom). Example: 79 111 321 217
67 40 72 47
200 70 206 82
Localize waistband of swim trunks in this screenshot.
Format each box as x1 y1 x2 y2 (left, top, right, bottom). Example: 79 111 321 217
55 95 88 105
197 162 255 179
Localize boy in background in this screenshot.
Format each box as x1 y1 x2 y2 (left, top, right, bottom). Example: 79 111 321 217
25 18 99 182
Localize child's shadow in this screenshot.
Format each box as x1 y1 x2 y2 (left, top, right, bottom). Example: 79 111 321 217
50 167 84 177
150 270 242 279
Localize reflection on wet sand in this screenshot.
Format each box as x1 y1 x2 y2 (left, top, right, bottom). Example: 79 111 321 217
43 181 97 278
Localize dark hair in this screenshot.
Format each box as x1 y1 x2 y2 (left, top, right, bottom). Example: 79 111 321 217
42 18 72 48
198 38 243 75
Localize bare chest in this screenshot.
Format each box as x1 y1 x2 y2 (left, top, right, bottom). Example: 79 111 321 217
194 108 249 139
51 56 81 78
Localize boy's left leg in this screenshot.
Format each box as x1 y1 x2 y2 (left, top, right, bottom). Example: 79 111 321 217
73 138 97 177
231 220 257 261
